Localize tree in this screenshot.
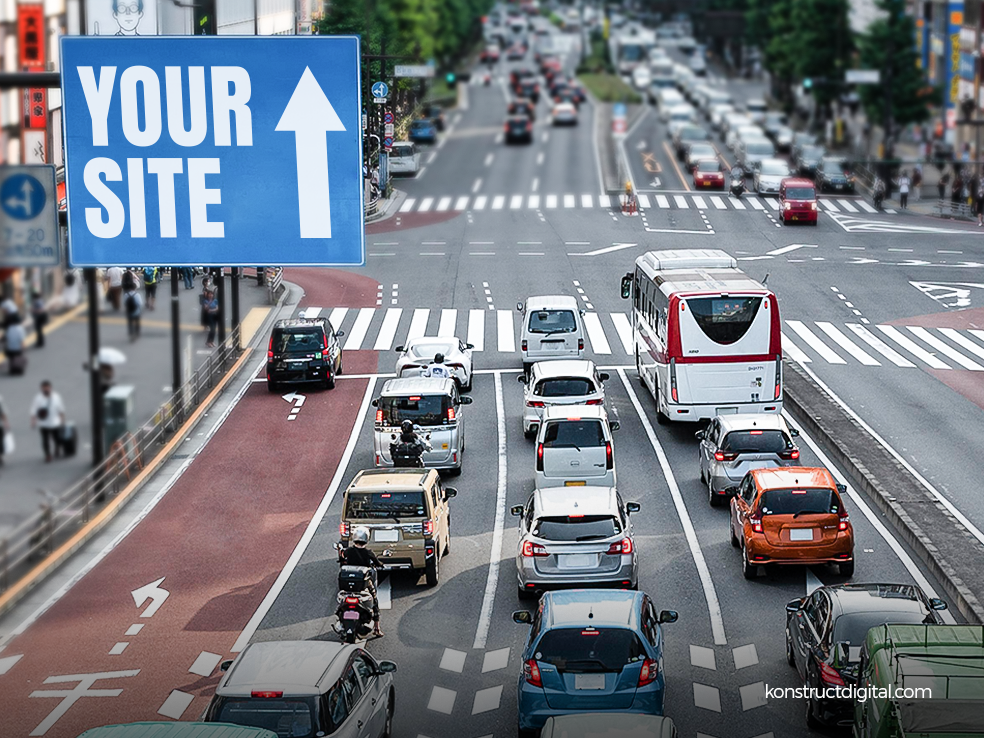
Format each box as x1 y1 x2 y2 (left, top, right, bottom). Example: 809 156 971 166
763 0 798 104
792 0 853 112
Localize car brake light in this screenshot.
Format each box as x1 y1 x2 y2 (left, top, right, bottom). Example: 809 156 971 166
750 430 763 435
526 400 545 407
375 409 384 424
504 123 510 132
423 520 434 536
527 122 532 131
749 515 763 534
638 657 658 686
267 336 273 359
606 538 633 555
819 662 845 686
779 448 800 460
323 333 330 350
447 407 456 421
522 540 548 557
339 522 350 537
838 507 850 531
344 596 360 605
524 659 543 687
714 451 738 461
522 339 528 351
586 399 603 405
536 443 544 471
606 441 613 470
251 691 283 698
578 338 584 351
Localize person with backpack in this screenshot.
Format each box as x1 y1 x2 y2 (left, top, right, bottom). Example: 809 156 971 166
30 291 48 348
143 266 159 311
30 380 65 463
124 282 143 341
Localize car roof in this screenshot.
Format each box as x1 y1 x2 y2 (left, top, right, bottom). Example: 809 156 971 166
525 295 579 310
542 404 609 421
717 413 788 434
380 377 456 395
824 583 929 617
405 336 458 349
348 468 435 491
542 589 642 628
782 177 816 188
534 486 617 518
219 641 352 696
750 466 835 491
532 359 596 379
759 157 789 168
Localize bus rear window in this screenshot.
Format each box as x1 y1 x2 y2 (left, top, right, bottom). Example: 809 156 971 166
686 296 763 345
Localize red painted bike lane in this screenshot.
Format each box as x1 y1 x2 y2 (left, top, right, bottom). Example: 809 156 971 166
0 269 380 738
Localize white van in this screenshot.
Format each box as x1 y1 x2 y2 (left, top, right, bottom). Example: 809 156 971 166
534 405 619 489
389 141 420 176
655 87 685 118
517 295 585 372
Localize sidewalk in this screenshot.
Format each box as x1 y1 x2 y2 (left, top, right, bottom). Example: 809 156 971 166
0 273 272 539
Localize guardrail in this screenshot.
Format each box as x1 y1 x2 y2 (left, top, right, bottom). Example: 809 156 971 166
266 267 284 305
0 328 242 599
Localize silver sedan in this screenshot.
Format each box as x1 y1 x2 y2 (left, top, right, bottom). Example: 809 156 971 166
394 337 474 391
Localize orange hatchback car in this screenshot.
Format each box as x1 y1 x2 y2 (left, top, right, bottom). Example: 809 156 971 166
728 467 854 580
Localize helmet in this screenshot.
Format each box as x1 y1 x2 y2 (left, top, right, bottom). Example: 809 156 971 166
401 419 414 434
352 526 370 545
434 353 445 363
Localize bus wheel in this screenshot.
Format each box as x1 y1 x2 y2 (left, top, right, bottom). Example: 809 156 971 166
655 386 669 425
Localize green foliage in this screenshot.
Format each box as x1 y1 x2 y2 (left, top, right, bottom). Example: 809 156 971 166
764 0 797 83
792 0 853 108
577 73 641 104
857 0 935 127
576 29 614 75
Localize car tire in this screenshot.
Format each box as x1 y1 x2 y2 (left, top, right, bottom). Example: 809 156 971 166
336 356 343 376
741 541 756 580
382 692 395 738
699 464 705 483
325 368 335 390
708 482 721 508
839 560 855 577
805 690 821 728
425 551 441 586
463 374 472 392
444 520 451 556
447 464 462 477
785 627 797 666
730 521 740 548
518 727 538 738
523 425 536 440
267 379 278 393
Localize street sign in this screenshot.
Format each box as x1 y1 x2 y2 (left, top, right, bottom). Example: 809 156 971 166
371 81 389 98
59 36 364 267
845 69 880 84
372 97 387 104
0 165 60 266
384 123 394 137
383 136 393 148
383 112 394 124
394 64 435 78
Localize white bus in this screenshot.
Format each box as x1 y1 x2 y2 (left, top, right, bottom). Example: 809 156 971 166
620 249 783 423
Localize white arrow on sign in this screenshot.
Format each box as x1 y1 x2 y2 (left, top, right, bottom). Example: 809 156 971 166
276 67 347 239
282 392 306 407
132 577 169 618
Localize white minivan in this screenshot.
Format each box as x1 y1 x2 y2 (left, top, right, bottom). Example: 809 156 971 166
389 141 420 176
534 405 619 489
517 295 585 373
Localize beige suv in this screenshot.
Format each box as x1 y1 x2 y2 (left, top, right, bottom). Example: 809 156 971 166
338 468 456 586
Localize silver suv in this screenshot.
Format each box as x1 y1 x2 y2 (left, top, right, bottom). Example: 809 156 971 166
520 360 609 438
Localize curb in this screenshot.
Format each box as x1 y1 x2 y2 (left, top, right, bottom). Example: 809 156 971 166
366 189 407 224
783 359 984 624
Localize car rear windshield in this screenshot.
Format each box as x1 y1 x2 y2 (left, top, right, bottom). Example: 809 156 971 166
528 309 577 334
696 160 722 173
534 628 647 672
391 145 415 159
686 296 763 345
533 515 622 541
543 419 606 448
274 328 324 356
721 430 790 454
346 491 427 519
801 146 824 159
537 377 595 397
215 697 316 738
681 126 707 140
833 611 931 648
409 341 455 359
378 395 448 426
746 142 774 156
786 187 815 200
759 488 838 516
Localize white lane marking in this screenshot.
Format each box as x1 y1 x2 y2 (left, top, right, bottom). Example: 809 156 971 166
124 624 143 636
426 150 437 164
108 642 128 655
531 177 539 193
545 194 558 208
711 196 727 209
806 568 824 595
536 151 544 165
328 308 348 334
563 194 576 208
693 683 722 712
157 690 195 720
472 178 482 193
637 194 652 209
473 371 508 650
509 194 523 209
907 326 984 370
406 308 429 341
0 654 23 675
876 325 950 369
343 308 375 350
454 196 470 210
673 195 689 208
427 686 456 714
656 195 669 208
845 324 915 367
749 198 766 210
439 648 466 673
618 369 727 645
472 685 503 714
782 408 956 623
939 328 984 362
491 195 505 210
468 309 485 351
417 197 434 212
598 195 612 208
782 332 811 363
376 576 391 609
482 647 510 672
767 243 814 256
496 310 515 354
473 195 488 210
730 197 746 210
528 194 540 209
399 199 415 212
837 199 859 213
690 645 716 670
438 309 457 337
815 322 880 365
414 166 427 180
740 682 768 711
856 200 877 213
301 307 322 319
732 644 758 670
821 199 841 212
582 312 612 354
611 313 634 355
372 308 403 351
581 194 593 208
786 320 846 364
484 152 494 166
542 131 549 143
189 651 221 677
692 195 707 209
436 197 452 212
232 378 378 651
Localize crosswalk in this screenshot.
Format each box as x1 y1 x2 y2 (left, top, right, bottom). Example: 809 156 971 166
397 192 879 214
301 306 984 371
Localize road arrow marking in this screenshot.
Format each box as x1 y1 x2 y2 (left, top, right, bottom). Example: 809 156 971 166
767 243 817 256
281 392 306 407
132 577 169 618
276 67 346 239
898 259 931 266
650 177 662 187
848 257 879 265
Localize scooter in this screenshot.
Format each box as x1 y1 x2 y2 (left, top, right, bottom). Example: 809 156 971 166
730 178 745 198
483 72 492 86
332 547 379 643
389 431 431 468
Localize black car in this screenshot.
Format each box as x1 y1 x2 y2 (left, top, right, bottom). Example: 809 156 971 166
509 67 536 87
266 317 344 392
785 582 948 728
504 114 534 144
424 104 446 132
672 124 710 160
550 86 579 108
508 98 536 121
516 79 540 103
795 144 826 176
815 157 855 193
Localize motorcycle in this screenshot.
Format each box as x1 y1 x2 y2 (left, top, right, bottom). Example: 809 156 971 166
483 73 492 86
389 430 431 468
730 177 745 198
332 545 381 643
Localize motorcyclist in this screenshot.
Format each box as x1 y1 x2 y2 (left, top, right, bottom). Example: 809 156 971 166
340 526 384 637
423 353 452 379
391 419 431 467
730 164 744 185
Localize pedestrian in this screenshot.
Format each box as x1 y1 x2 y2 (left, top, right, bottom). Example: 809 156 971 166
105 265 123 311
3 316 26 374
29 380 65 463
203 289 219 348
0 393 9 466
181 267 195 290
912 165 923 201
1 296 18 327
30 291 48 348
952 170 965 213
938 170 950 202
121 268 137 292
124 281 143 341
976 178 984 227
896 170 911 210
60 269 81 310
200 273 215 329
143 266 159 311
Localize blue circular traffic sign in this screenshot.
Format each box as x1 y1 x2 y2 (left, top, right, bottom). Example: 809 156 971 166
371 81 389 98
1 174 46 220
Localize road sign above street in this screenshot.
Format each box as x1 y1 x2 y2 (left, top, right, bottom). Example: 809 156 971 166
371 81 389 98
0 164 59 266
845 69 880 84
59 36 364 267
394 64 435 78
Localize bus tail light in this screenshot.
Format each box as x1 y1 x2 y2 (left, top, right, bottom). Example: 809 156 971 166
536 443 544 471
670 359 678 403
775 360 782 400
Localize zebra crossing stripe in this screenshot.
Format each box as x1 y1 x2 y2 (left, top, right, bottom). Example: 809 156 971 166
454 196 469 210
510 195 523 209
344 308 375 350
582 313 611 354
438 309 458 338
328 308 348 333
673 195 689 208
473 195 488 210
711 196 727 210
656 195 670 208
407 308 430 341
491 196 505 210
418 197 434 212
815 322 880 366
581 194 593 208
400 199 416 213
730 197 746 210
436 197 452 212
301 306 322 319
638 194 652 209
969 329 984 350
563 194 576 208
786 320 846 364
781 332 811 363
821 199 840 213
529 195 540 209
938 328 984 362
837 199 859 213
546 194 558 209
876 325 950 369
845 324 915 367
692 195 707 209
767 198 781 211
468 309 485 351
749 198 766 211
497 310 515 353
599 195 612 208
907 327 984 371
373 308 403 351
610 313 634 355
856 201 877 213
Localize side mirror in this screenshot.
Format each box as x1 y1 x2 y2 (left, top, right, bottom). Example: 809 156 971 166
511 505 525 516
836 641 851 664
626 502 641 514
460 396 474 405
786 598 803 614
220 659 234 673
790 429 800 437
836 484 847 494
929 598 948 611
335 330 345 338
517 374 527 383
695 430 705 440
465 343 474 350
377 660 398 673
599 372 610 381
724 486 740 497
516 301 524 312
658 610 678 624
370 399 378 407
609 420 620 431
395 345 404 353
579 309 585 316
444 487 458 499
513 610 533 624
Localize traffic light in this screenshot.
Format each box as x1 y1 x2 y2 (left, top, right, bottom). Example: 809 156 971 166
446 72 456 85
803 78 813 89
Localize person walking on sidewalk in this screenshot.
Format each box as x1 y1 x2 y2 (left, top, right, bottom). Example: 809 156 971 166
181 267 195 290
30 380 65 463
105 266 123 311
952 170 965 213
0 394 9 466
912 165 923 201
30 291 48 348
124 282 143 341
976 179 984 227
3 316 26 374
143 266 159 311
203 289 219 348
896 170 911 210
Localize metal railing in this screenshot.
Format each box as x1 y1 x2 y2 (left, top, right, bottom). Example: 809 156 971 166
266 267 284 305
0 328 243 601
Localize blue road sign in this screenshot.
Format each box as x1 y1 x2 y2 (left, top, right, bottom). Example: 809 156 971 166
371 81 389 98
1 174 47 220
0 165 60 266
59 36 364 267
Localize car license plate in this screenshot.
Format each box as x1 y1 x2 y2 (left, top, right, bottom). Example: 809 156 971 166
789 528 815 541
559 554 595 569
565 480 587 486
792 216 799 221
716 407 738 415
375 529 399 542
574 673 606 690
342 610 361 620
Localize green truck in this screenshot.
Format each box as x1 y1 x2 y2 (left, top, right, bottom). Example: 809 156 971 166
854 624 984 738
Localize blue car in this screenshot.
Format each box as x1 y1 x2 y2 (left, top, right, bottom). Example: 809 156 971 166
408 118 437 144
512 589 678 736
